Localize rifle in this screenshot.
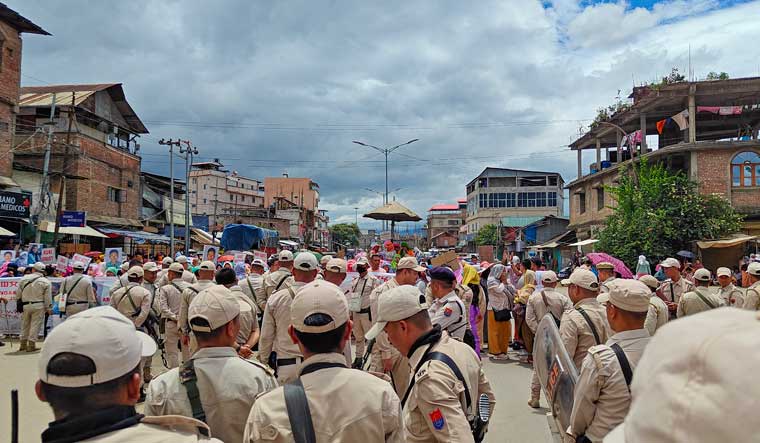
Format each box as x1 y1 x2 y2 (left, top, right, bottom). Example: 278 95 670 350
143 313 167 368
362 338 375 371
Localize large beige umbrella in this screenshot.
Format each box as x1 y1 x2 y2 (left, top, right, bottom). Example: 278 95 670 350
364 201 421 240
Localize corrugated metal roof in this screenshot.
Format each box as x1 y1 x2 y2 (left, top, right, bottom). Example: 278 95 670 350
429 204 460 211
501 215 544 227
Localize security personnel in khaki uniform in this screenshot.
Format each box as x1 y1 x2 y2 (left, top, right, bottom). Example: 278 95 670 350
349 257 379 367
677 268 725 317
559 269 611 371
158 263 190 368
567 280 652 443
656 257 694 319
179 261 218 354
245 280 404 443
60 261 96 317
141 262 161 378
597 262 617 293
215 267 260 358
109 262 131 298
36 306 220 442
156 256 173 288
716 267 744 308
254 250 295 312
367 285 496 443
638 275 669 336
146 285 277 443
17 262 52 352
239 258 266 306
259 252 318 383
427 267 469 341
177 255 199 285
743 262 760 310
369 256 424 396
321 258 354 366
526 271 572 408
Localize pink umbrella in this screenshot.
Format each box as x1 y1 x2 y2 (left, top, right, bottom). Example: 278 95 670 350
586 252 634 279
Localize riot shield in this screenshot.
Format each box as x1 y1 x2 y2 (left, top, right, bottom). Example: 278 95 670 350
533 314 579 434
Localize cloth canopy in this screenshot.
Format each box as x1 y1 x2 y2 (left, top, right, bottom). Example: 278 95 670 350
221 224 279 251
568 239 599 247
38 221 108 238
697 235 758 249
98 227 171 244
0 226 15 236
364 201 421 240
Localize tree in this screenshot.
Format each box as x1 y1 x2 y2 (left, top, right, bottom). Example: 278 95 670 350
329 223 361 247
706 71 730 81
597 159 743 267
475 224 499 246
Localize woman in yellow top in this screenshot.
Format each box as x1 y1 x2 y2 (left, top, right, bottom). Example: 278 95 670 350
514 270 536 358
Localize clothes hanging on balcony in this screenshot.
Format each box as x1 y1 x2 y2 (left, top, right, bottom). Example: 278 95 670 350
671 110 689 130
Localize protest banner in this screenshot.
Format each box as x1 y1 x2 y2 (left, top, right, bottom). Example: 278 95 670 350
233 252 246 264
431 250 460 271
72 253 92 268
56 255 70 270
254 250 267 262
41 247 56 264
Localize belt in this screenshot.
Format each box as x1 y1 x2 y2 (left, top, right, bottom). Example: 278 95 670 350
21 301 43 306
358 307 371 314
66 300 89 305
277 357 301 366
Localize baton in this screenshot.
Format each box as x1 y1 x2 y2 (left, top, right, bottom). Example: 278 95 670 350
11 389 19 443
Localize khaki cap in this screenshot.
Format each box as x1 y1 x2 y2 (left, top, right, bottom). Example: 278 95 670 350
541 271 558 283
596 279 651 312
290 280 349 333
251 258 266 267
294 252 318 271
176 255 189 264
325 258 347 273
638 275 659 290
320 255 333 265
660 257 681 268
365 285 425 340
199 261 215 271
120 262 130 271
33 262 46 272
278 250 294 262
605 308 760 443
561 268 599 291
71 261 85 270
142 262 159 272
693 268 711 282
396 256 426 272
356 257 369 266
168 262 184 273
188 285 240 332
596 262 615 270
716 267 732 278
162 257 173 265
38 306 156 387
127 266 144 278
747 262 760 276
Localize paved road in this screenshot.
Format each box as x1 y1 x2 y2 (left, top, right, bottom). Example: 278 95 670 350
0 339 555 442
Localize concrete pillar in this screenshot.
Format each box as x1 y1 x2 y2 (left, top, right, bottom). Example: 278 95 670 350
616 132 622 163
577 149 582 179
595 138 601 172
688 84 697 143
639 113 647 156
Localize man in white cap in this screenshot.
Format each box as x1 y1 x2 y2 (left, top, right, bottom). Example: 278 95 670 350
322 257 353 366
59 261 96 318
716 266 743 308
526 270 572 408
254 250 294 312
567 279 652 443
259 251 319 383
158 262 190 368
742 262 760 310
180 261 218 355
245 280 403 442
35 306 219 442
239 258 266 307
177 255 199 285
597 262 617 293
604 308 760 443
142 261 161 326
16 261 52 352
368 256 425 396
349 256 380 368
215 267 260 358
367 285 495 442
108 261 132 298
317 254 333 280
656 257 694 319
156 256 173 287
638 275 669 336
145 286 276 443
560 268 611 371
677 268 724 317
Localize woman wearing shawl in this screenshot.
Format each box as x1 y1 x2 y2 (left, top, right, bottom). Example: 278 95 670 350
486 264 513 359
636 255 651 277
514 270 537 356
462 264 486 356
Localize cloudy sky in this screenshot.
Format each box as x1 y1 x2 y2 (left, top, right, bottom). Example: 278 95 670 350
11 0 760 229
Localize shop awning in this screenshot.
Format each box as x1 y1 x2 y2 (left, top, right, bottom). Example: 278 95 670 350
279 240 299 247
568 239 599 247
190 227 219 246
87 215 144 228
98 227 171 244
697 235 758 249
0 227 15 236
38 221 108 238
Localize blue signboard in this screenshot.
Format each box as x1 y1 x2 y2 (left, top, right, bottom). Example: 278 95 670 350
60 211 86 227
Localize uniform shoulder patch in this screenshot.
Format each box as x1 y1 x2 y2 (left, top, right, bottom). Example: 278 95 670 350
443 306 453 317
429 408 445 430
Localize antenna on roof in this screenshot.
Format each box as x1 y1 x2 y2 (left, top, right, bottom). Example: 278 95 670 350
688 44 692 82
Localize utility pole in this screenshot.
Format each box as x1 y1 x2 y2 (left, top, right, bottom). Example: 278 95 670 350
179 140 198 254
159 138 181 257
52 92 77 249
35 93 57 243
354 207 359 225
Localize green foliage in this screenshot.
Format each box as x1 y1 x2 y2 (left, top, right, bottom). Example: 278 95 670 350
475 224 499 246
598 159 743 267
329 223 361 247
649 67 687 91
706 71 730 81
591 100 632 129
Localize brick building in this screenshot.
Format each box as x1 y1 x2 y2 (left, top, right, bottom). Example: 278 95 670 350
264 175 320 211
14 83 148 229
0 4 48 183
427 200 466 248
567 77 760 240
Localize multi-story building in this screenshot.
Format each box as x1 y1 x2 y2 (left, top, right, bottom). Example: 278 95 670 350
465 167 565 235
567 76 760 240
0 4 48 184
264 174 320 211
189 159 264 230
427 199 466 248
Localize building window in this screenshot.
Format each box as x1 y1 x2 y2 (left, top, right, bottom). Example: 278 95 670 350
597 188 605 210
479 194 487 208
203 184 207 190
578 193 586 214
203 198 207 204
506 193 516 207
192 178 197 184
241 196 245 202
731 151 760 187
548 176 558 186
107 187 124 202
478 178 488 188
230 195 234 201
548 192 557 207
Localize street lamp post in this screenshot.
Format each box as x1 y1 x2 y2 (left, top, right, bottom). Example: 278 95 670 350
353 139 419 230
354 207 359 225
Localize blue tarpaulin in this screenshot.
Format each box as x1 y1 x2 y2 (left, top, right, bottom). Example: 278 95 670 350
221 224 279 251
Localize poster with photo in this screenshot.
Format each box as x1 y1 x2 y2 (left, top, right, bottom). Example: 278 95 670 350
202 245 220 263
1 250 15 263
105 248 123 268
27 243 43 265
